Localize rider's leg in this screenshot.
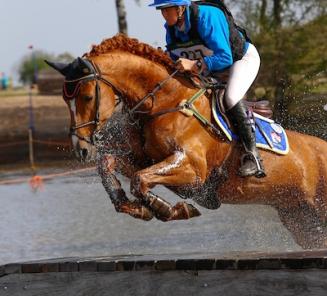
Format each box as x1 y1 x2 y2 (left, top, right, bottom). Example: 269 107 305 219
227 100 266 178
224 43 265 178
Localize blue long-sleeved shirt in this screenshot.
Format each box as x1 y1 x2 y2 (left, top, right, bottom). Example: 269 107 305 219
165 5 249 72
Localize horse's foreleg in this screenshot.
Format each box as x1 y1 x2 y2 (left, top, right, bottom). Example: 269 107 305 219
130 151 202 221
98 154 153 221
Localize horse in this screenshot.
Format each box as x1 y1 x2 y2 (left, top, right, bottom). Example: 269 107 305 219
46 34 327 249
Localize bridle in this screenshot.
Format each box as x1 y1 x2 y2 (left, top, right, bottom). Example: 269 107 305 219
63 58 179 145
63 60 123 145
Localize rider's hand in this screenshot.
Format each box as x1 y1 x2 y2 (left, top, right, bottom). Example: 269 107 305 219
176 58 203 74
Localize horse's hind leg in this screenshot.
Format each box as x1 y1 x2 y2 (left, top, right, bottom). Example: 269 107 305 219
277 204 327 249
130 151 202 221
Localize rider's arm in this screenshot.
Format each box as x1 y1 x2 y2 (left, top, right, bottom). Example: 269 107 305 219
197 5 233 72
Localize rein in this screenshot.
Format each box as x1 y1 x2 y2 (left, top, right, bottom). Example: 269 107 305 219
128 69 179 116
66 58 224 144
151 88 224 138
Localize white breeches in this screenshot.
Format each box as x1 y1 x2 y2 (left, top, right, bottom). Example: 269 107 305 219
224 43 261 110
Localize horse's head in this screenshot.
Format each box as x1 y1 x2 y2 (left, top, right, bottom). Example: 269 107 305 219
45 57 118 162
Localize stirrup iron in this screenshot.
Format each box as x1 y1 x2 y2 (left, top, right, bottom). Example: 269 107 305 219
240 151 266 178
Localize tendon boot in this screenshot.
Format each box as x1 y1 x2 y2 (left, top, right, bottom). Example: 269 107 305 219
227 100 266 178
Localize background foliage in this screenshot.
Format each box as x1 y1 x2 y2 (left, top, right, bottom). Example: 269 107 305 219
225 0 326 138
18 51 74 85
17 0 326 138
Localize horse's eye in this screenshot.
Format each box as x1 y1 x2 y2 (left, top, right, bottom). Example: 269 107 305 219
83 95 93 101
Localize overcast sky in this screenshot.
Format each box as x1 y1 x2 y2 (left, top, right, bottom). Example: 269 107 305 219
0 0 167 83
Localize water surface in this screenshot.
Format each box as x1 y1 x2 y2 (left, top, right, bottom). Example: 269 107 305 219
0 168 301 265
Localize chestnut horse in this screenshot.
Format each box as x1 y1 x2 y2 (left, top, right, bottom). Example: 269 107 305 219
47 35 327 249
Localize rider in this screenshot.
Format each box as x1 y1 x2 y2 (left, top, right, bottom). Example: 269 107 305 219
148 0 266 178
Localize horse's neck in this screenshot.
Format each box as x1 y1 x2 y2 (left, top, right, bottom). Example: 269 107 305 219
96 53 193 111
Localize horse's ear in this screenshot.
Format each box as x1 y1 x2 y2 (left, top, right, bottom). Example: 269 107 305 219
44 60 71 77
77 57 87 67
77 57 92 74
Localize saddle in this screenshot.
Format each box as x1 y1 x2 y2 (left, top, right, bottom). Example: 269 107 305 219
244 100 273 119
211 89 289 155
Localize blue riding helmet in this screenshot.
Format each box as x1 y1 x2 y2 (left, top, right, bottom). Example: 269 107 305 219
148 0 191 9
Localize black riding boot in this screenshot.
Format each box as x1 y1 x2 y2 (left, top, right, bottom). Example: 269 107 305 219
227 100 266 178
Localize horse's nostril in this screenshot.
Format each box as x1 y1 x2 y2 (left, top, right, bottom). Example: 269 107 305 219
81 148 88 159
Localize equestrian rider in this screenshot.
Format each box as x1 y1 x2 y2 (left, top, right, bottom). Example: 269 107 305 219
148 0 266 178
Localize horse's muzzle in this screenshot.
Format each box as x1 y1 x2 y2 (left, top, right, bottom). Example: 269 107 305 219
72 137 96 162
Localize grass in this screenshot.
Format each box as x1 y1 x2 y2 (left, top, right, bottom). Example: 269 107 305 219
0 88 38 98
311 83 327 94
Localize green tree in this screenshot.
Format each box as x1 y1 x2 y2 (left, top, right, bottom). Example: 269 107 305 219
56 52 74 63
226 0 326 123
18 50 54 85
18 51 74 85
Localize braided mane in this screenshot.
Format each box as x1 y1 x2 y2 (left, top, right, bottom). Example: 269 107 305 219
85 34 175 70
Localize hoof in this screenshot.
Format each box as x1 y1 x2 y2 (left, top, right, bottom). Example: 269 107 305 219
185 203 202 218
169 202 201 220
118 201 154 221
131 206 154 221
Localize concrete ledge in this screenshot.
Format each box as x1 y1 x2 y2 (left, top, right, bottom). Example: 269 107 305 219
1 251 327 296
1 250 327 276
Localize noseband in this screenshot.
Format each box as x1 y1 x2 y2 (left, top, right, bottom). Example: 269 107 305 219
63 60 122 145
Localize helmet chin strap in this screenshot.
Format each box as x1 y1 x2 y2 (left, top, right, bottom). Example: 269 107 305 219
176 6 186 27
